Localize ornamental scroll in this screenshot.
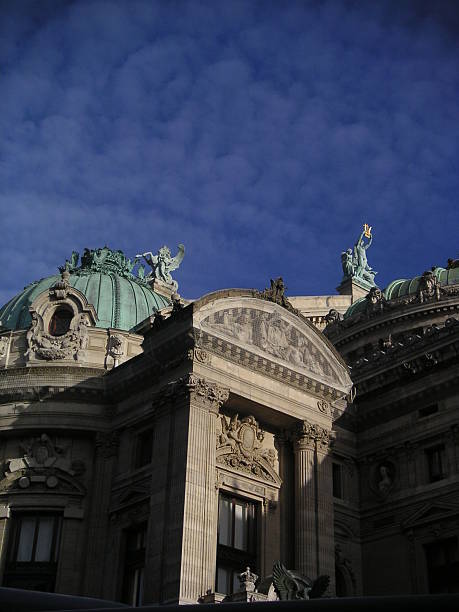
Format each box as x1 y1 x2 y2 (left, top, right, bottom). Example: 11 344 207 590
216 414 281 485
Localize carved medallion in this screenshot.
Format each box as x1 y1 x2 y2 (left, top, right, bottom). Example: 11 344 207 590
217 414 280 485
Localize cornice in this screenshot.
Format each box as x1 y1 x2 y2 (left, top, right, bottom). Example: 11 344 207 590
198 330 345 402
326 294 459 348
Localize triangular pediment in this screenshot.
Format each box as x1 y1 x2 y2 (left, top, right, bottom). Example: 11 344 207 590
402 501 459 530
194 296 351 393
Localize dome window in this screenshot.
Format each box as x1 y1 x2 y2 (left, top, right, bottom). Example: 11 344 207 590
48 308 73 337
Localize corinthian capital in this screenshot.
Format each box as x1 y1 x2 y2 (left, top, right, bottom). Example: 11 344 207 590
293 419 332 452
185 374 230 410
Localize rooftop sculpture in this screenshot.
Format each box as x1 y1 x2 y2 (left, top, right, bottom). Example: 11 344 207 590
272 561 330 600
137 244 185 291
341 224 377 288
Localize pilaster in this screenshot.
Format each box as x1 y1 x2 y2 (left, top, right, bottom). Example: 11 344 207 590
82 432 119 597
179 375 229 604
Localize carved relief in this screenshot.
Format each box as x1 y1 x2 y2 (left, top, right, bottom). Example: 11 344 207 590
217 414 280 485
106 334 124 368
317 399 329 415
201 307 332 380
418 270 441 303
49 270 71 300
365 286 387 316
368 460 396 498
0 336 9 358
3 433 86 493
26 312 89 361
187 347 211 365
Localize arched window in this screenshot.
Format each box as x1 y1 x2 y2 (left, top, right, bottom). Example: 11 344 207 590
48 308 73 336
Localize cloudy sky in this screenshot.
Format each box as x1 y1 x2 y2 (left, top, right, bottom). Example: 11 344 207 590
1 0 458 306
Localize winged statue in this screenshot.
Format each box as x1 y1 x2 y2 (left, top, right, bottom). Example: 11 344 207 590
272 560 330 600
137 244 185 291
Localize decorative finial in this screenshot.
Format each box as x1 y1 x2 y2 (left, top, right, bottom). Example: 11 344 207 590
238 567 258 593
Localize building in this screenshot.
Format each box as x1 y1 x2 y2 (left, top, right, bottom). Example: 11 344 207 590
0 238 457 605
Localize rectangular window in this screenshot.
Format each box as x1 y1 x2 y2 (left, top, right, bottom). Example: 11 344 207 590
216 494 257 595
332 463 343 499
426 445 446 482
3 513 62 592
424 537 459 593
134 429 153 469
122 524 147 606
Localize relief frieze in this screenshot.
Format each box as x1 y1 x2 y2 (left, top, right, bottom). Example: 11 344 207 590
202 307 333 381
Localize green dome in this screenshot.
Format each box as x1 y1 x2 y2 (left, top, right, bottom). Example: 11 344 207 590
343 264 459 319
0 247 170 332
384 266 459 300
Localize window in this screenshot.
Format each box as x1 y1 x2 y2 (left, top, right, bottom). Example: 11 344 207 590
122 524 147 606
3 513 62 592
424 537 459 593
332 463 343 499
48 308 73 336
134 429 153 469
426 445 446 482
216 494 257 595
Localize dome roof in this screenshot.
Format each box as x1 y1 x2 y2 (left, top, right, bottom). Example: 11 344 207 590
343 264 459 319
0 247 170 332
383 266 459 300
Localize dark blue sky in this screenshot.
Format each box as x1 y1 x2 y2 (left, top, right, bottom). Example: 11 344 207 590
1 0 458 305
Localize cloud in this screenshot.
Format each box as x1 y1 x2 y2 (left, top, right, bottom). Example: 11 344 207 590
0 0 458 308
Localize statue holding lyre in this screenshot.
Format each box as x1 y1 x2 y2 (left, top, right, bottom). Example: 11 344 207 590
341 224 377 287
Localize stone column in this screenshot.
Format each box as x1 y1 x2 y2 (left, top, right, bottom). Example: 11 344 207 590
179 375 229 604
293 420 334 585
293 420 318 579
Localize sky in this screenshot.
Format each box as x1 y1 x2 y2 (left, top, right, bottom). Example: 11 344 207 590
1 0 458 306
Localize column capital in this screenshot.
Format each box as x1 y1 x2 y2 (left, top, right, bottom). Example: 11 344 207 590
154 374 229 412
186 374 229 411
293 419 333 452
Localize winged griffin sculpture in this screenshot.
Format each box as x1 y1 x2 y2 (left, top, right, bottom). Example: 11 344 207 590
137 244 185 291
272 561 330 600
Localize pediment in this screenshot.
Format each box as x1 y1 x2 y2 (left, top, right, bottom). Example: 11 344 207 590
194 296 351 393
402 501 459 530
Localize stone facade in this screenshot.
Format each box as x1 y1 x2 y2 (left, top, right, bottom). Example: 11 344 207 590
0 254 458 604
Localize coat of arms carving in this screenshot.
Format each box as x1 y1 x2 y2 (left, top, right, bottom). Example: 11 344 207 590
217 414 281 485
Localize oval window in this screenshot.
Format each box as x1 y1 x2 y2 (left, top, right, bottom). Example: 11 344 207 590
48 309 73 336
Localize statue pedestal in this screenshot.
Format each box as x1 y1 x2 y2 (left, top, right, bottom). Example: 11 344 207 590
148 279 177 300
336 277 373 302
